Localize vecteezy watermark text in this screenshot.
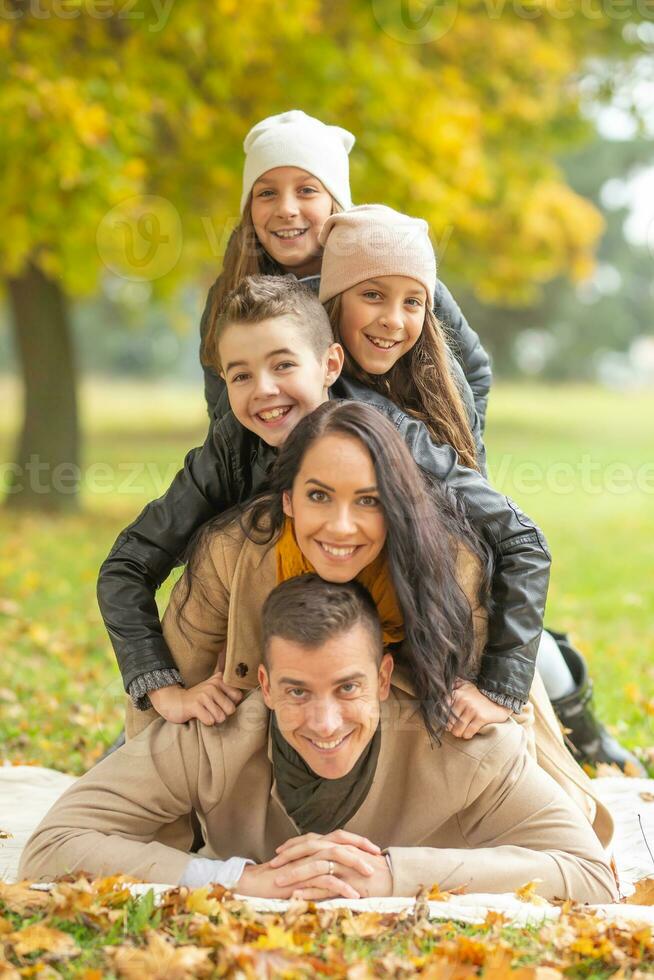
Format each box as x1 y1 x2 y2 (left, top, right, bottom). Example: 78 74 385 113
371 0 654 45
1 457 180 497
0 0 175 32
2 454 654 499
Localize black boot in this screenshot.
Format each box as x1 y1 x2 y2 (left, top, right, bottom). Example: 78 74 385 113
548 631 646 776
95 729 125 765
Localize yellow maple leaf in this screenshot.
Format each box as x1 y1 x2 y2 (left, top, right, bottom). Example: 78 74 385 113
341 911 387 940
6 923 78 959
625 877 654 906
185 886 223 917
253 923 307 952
515 880 550 906
0 881 50 914
0 960 20 980
108 930 212 979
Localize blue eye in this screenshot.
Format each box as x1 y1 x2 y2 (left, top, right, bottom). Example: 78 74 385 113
340 683 358 694
362 290 382 300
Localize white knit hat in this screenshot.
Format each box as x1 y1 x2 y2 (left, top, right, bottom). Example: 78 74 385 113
240 110 355 213
318 204 436 308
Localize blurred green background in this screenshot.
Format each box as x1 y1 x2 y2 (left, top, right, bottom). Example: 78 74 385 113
0 1 653 772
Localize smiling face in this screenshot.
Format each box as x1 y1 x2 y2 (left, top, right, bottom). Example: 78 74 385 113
259 624 393 779
338 275 427 375
250 166 334 278
282 432 387 581
219 317 343 447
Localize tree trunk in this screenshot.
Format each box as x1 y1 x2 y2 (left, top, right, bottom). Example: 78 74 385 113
5 262 80 513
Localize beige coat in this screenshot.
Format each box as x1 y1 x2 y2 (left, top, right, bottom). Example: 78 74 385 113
126 521 613 849
20 688 617 902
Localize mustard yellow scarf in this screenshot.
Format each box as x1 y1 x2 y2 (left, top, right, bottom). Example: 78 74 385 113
275 517 405 647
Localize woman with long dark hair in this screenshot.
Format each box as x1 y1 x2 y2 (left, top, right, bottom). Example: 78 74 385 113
123 400 610 856
167 399 489 741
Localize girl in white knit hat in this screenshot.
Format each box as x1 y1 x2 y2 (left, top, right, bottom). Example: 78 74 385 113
200 110 492 432
204 110 354 352
318 203 479 473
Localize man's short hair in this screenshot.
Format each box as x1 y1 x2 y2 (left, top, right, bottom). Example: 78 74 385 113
207 274 335 369
261 574 383 665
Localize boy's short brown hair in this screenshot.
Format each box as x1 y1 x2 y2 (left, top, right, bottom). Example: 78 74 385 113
204 274 335 370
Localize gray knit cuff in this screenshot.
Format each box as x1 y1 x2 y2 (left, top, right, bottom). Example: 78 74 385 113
479 689 525 714
128 669 184 711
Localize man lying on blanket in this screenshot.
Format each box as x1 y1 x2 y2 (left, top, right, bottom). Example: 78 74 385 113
20 577 617 903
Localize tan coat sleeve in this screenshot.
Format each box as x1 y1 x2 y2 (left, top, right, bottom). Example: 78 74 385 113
455 541 488 675
126 528 238 739
161 528 239 687
18 720 216 885
387 723 617 904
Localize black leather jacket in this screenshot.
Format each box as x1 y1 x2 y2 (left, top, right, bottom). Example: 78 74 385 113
201 275 493 430
98 376 550 706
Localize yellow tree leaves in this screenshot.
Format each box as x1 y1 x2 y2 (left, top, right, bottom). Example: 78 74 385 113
0 2 644 301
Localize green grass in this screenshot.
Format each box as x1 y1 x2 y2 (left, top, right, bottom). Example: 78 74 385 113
0 379 653 774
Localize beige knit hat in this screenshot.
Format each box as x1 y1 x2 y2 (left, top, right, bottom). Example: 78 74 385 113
318 204 436 308
241 110 355 213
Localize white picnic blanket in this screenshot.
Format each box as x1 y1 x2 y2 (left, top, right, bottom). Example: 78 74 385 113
2 764 654 924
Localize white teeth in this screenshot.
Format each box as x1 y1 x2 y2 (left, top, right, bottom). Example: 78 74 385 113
258 407 291 421
320 543 357 557
312 735 346 749
273 229 306 239
366 336 398 349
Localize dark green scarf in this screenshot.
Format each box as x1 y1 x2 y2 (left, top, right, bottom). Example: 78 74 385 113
271 715 381 835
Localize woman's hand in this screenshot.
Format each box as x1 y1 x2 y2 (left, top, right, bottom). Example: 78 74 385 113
446 680 512 739
268 830 392 900
149 672 243 725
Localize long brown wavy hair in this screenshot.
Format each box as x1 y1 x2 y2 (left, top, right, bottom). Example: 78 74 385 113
324 294 479 471
177 401 492 740
201 196 341 367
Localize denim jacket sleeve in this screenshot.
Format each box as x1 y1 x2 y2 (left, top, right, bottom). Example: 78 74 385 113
434 279 492 431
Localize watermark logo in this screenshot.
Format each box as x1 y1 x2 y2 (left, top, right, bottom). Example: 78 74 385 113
371 0 459 44
0 0 176 33
96 195 182 282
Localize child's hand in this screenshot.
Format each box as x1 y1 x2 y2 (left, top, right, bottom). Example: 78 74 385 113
149 672 243 726
446 680 512 739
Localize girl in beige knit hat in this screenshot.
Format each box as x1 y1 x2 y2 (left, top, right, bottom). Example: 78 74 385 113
318 204 479 472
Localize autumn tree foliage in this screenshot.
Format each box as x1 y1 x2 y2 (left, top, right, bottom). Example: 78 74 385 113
0 0 645 510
